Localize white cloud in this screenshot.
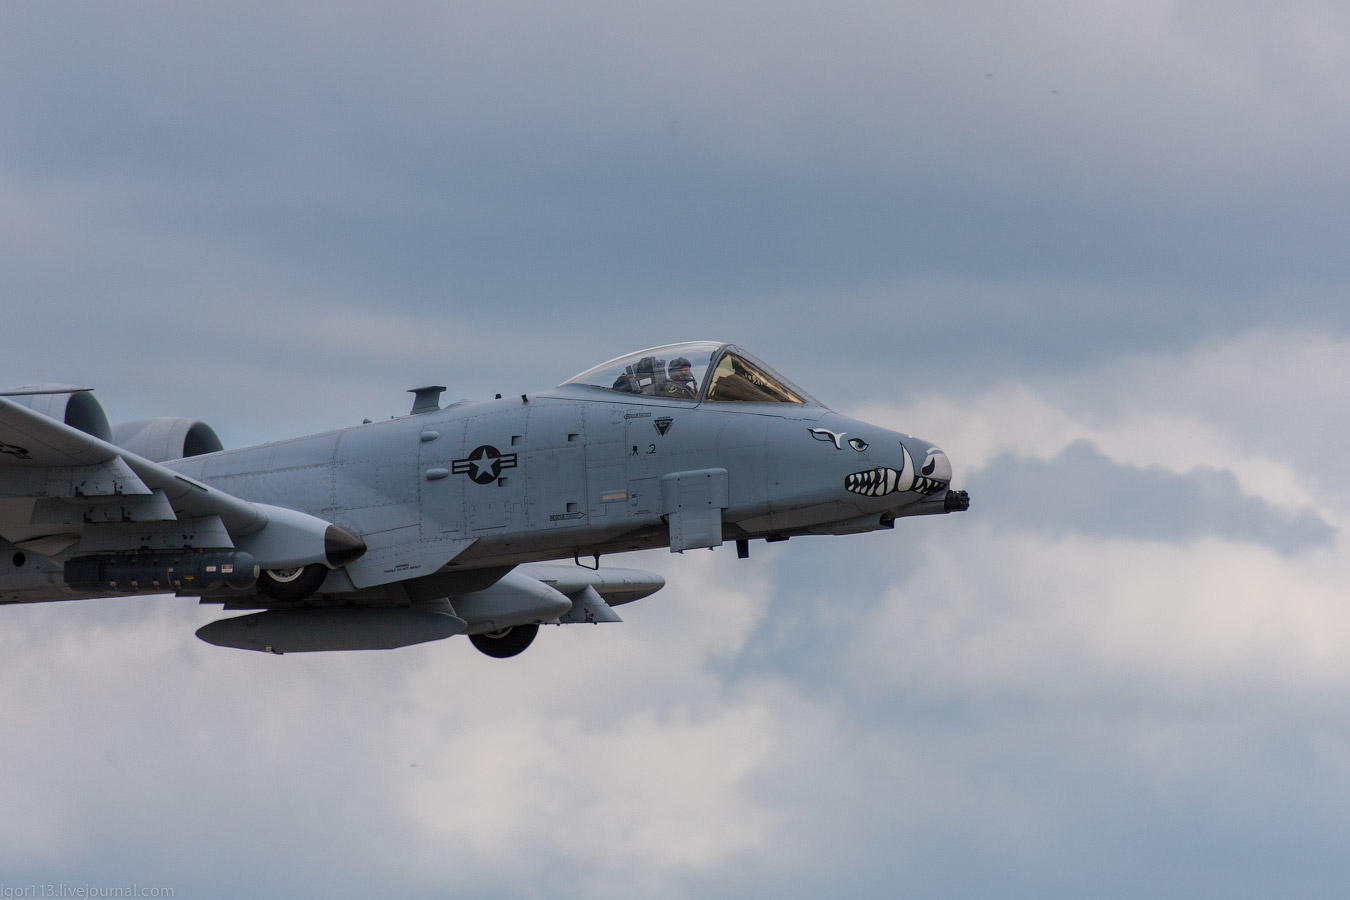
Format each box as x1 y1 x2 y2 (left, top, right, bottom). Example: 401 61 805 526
4 3 1350 894
853 525 1350 707
851 326 1350 515
0 551 791 895
6 325 1350 897
380 550 783 893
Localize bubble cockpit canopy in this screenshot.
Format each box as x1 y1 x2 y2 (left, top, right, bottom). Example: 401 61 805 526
561 341 821 406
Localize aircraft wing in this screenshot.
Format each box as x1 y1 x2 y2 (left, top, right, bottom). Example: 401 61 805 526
0 396 361 569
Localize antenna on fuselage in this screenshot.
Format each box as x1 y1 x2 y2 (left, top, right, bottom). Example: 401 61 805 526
407 385 446 415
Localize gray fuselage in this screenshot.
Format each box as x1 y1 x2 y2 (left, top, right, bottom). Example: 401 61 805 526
166 385 948 576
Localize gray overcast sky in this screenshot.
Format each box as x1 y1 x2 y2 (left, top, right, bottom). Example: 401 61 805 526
3 3 1350 897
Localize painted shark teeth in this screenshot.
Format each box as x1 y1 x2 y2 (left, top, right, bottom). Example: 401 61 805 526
844 442 948 498
844 467 949 497
844 467 899 497
910 475 948 496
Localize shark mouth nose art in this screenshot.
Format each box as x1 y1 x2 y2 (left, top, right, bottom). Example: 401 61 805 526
845 467 904 496
844 446 950 497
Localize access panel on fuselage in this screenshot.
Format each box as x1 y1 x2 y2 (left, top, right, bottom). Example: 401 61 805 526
458 411 525 533
192 435 340 520
583 402 634 520
417 415 467 537
333 418 423 547
523 402 588 530
417 408 524 537
626 403 772 526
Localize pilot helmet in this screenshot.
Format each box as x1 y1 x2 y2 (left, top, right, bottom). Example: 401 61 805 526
668 356 694 383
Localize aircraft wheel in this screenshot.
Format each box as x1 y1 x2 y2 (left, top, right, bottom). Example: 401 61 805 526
257 563 328 601
469 623 539 658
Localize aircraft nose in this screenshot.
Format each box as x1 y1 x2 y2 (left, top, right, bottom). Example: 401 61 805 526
841 435 954 498
904 439 970 511
909 441 952 495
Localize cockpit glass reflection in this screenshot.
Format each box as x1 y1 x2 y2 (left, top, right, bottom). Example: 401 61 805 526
703 352 808 403
561 341 821 406
562 342 720 401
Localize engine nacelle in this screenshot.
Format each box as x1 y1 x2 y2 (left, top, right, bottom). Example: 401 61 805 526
112 418 224 462
3 384 112 441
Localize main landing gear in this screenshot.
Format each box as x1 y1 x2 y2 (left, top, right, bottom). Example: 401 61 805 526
257 564 329 601
469 624 539 658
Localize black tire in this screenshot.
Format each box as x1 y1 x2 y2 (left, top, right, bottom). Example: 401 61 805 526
469 623 539 658
257 563 329 601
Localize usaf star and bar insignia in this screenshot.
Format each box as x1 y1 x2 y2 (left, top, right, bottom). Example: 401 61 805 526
452 444 519 485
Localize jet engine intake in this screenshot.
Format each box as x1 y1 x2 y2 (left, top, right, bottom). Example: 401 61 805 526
1 385 111 441
112 418 224 462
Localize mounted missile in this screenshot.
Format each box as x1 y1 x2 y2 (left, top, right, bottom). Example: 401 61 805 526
65 550 259 593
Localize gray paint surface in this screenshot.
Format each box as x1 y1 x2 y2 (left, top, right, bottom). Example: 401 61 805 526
0 343 965 654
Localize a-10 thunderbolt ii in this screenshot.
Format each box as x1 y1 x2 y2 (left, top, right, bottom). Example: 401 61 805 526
0 342 968 657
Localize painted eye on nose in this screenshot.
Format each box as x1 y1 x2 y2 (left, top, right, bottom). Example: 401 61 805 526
912 449 952 495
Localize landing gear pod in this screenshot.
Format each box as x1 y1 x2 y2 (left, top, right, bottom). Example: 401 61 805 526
257 563 329 601
64 551 259 593
253 524 367 601
234 508 366 570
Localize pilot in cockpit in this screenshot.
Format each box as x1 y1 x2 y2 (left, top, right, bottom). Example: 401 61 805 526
572 342 817 405
634 357 662 394
658 356 697 399
612 356 663 395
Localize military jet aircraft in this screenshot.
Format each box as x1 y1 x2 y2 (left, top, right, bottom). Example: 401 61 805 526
0 342 968 657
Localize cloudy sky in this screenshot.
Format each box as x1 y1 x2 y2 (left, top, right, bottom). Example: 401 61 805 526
3 1 1349 896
